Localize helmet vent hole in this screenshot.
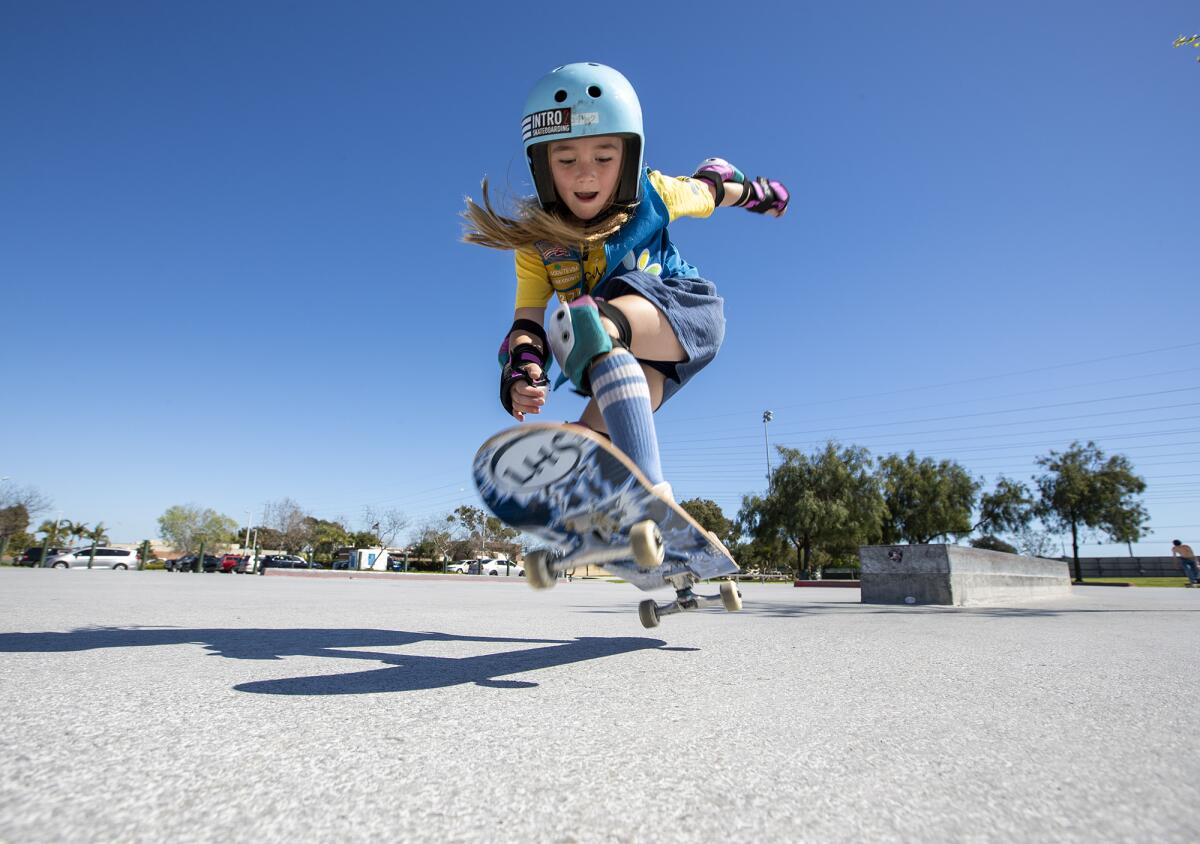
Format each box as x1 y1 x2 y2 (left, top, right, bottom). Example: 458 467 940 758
554 89 568 103
587 85 602 98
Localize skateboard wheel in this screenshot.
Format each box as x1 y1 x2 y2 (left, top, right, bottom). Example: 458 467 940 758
630 520 664 570
525 550 557 591
638 599 660 629
720 580 742 612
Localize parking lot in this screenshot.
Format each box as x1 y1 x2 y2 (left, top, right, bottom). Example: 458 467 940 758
2 568 1198 842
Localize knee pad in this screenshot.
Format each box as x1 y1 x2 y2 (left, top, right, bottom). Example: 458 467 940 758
549 296 618 394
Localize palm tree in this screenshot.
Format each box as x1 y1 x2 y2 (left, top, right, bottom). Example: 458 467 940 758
84 523 109 546
37 518 72 545
61 520 88 547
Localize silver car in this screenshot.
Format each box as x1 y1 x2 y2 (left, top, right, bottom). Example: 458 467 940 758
44 548 138 570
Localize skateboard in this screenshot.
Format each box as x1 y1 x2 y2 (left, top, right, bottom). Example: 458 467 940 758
472 423 742 628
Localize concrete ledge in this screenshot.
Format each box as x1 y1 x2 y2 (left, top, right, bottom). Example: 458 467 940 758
859 545 1071 606
794 580 861 588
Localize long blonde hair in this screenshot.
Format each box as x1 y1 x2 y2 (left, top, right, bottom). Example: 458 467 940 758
461 178 632 255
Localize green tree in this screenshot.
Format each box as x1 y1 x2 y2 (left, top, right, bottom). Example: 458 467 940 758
450 505 487 556
157 505 239 554
679 498 736 545
485 515 519 553
60 520 91 546
83 522 110 545
730 534 790 573
973 477 1035 537
414 520 455 563
0 504 30 561
1034 441 1147 582
878 452 980 544
305 517 351 562
970 535 1019 554
739 442 886 578
252 527 286 552
449 506 518 557
36 518 67 544
448 538 477 561
350 529 381 548
1104 499 1149 557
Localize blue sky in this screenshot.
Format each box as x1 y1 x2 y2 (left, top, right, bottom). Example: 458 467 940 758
3 1 1198 555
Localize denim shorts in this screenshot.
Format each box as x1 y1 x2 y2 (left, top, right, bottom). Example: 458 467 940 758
594 270 726 405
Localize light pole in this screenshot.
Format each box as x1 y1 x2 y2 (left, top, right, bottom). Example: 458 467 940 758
0 478 9 562
762 411 774 490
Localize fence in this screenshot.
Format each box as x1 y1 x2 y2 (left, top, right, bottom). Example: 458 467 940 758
1061 556 1189 578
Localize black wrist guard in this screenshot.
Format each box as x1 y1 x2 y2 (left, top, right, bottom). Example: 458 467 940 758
506 318 548 361
736 177 790 214
498 318 550 414
500 359 550 415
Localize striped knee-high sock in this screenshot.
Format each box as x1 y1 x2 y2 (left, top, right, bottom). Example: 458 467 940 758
590 349 664 486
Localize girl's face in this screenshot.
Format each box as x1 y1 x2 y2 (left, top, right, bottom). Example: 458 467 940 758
546 135 624 221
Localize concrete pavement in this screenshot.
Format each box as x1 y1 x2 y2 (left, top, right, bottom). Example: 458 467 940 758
1 568 1198 842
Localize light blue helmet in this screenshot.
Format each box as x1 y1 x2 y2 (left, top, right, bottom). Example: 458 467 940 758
521 62 644 209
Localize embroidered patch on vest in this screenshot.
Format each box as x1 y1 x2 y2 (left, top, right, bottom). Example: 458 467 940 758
535 240 584 300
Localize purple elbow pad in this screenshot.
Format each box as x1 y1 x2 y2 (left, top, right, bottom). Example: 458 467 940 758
693 157 747 185
691 157 749 206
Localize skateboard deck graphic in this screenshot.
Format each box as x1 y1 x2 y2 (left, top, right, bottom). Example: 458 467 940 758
472 424 739 591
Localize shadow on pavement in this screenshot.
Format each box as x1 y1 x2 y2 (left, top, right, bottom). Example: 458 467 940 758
0 627 668 694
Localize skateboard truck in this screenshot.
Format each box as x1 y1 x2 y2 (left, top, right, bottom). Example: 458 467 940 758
638 577 742 629
524 540 743 629
524 519 666 589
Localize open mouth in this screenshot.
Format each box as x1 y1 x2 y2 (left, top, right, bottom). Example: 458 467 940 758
574 192 600 202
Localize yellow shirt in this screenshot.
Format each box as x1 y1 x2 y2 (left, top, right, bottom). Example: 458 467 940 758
513 170 714 310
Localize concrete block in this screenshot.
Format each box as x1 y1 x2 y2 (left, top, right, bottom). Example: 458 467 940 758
859 544 1071 606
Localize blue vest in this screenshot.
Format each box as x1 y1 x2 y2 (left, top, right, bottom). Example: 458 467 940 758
601 169 700 285
531 170 700 303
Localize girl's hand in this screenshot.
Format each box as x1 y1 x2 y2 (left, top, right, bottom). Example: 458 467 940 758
510 364 548 422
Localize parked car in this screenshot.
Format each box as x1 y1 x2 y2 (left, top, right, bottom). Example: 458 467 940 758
44 547 138 570
13 547 71 567
446 560 473 574
218 554 254 574
260 554 320 569
170 554 221 573
479 558 524 577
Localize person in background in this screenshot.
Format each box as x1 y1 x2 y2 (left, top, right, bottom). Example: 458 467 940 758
1170 539 1199 587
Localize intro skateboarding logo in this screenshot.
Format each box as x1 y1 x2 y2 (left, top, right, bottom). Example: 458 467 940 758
522 108 571 141
490 430 584 493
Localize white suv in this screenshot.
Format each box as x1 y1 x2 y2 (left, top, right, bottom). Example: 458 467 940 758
45 548 137 570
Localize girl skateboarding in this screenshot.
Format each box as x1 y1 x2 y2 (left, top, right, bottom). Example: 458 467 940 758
462 62 788 497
